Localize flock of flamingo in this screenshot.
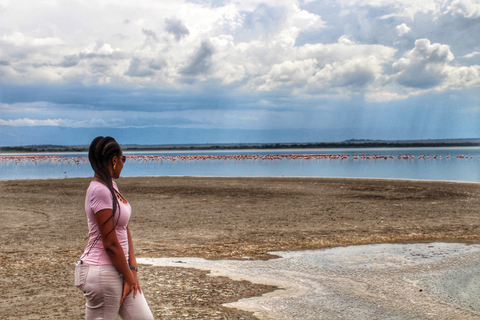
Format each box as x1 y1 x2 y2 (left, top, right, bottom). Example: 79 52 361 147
0 153 478 165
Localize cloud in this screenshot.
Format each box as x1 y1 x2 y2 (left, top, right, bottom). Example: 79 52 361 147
0 0 478 102
0 0 479 147
392 38 454 89
59 54 81 68
325 57 380 88
259 56 382 95
256 36 396 96
443 65 480 89
58 50 127 68
165 17 190 41
142 29 159 43
1 32 63 47
180 40 215 76
396 23 411 36
441 0 480 18
463 51 480 59
0 118 66 127
124 58 156 78
0 113 128 128
258 59 317 92
241 3 288 40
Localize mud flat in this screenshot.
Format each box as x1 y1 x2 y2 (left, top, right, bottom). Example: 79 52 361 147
0 177 479 319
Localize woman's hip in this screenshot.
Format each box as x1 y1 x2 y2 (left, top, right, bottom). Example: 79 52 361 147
75 263 123 294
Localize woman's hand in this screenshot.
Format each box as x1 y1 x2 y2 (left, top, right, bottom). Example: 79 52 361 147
131 269 142 297
120 270 142 305
126 227 142 298
120 275 135 305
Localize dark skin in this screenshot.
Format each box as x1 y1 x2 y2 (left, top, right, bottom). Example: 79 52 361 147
93 150 141 305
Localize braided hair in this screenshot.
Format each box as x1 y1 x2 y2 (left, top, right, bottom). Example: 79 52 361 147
88 136 122 235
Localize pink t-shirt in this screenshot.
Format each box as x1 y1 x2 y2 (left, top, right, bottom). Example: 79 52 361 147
80 180 131 265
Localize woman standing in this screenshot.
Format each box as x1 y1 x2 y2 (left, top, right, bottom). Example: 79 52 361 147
75 136 154 319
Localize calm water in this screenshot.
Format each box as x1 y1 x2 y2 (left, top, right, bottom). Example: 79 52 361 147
1 147 479 182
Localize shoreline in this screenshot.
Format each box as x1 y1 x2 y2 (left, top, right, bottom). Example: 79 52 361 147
1 176 479 319
2 175 480 184
1 138 479 153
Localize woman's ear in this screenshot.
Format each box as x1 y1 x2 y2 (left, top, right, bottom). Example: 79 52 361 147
111 156 118 170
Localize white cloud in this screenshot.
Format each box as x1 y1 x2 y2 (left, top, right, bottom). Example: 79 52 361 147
258 54 386 97
443 65 480 89
463 51 480 59
441 0 480 18
258 59 317 92
392 38 454 89
0 118 64 126
343 0 479 21
342 0 439 20
1 32 63 47
255 36 396 97
0 0 478 103
396 23 411 36
388 37 480 95
0 116 122 128
0 0 325 87
338 35 355 45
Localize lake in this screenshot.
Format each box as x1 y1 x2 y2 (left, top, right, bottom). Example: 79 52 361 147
1 147 479 182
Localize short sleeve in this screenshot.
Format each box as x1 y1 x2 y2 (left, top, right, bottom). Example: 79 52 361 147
90 185 113 214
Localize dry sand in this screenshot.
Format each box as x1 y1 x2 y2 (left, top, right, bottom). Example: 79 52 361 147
0 176 479 319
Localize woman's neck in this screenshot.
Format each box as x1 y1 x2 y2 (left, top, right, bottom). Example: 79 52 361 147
93 175 108 185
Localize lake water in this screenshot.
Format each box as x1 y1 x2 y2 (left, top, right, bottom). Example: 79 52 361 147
1 147 479 182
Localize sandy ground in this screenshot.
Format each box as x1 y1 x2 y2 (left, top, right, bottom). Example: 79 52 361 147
0 176 479 319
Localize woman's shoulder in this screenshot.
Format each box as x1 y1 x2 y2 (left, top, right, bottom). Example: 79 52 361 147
87 181 112 197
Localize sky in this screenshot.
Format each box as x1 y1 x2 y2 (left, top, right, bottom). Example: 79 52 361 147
0 0 479 146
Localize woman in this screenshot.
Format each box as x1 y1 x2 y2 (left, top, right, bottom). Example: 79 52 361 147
75 136 154 320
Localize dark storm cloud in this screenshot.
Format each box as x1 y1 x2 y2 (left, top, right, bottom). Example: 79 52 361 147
180 40 214 76
59 54 81 68
124 58 156 77
165 17 190 41
0 83 261 113
124 58 167 78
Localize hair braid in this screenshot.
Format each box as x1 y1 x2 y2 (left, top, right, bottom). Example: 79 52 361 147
88 136 122 235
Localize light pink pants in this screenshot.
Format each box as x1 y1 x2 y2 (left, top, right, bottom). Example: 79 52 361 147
75 264 154 320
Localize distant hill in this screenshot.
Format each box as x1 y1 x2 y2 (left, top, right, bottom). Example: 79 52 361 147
1 138 479 153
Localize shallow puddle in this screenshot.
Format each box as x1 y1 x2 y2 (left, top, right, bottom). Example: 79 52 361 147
138 243 480 319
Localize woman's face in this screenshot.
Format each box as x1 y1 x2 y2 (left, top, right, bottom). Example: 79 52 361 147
111 149 125 179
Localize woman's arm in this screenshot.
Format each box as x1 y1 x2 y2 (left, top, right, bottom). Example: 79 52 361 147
127 226 142 295
96 208 134 304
